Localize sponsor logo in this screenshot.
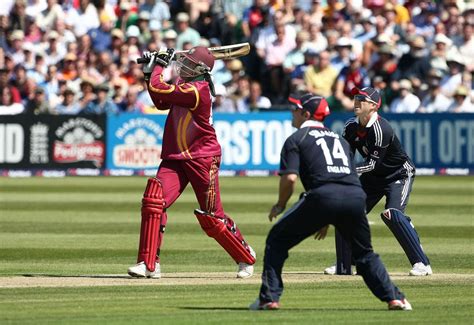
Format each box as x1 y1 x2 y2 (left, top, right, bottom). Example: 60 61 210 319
382 209 391 220
53 118 104 166
113 118 163 168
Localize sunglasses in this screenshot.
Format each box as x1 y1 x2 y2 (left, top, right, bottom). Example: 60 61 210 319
354 94 377 105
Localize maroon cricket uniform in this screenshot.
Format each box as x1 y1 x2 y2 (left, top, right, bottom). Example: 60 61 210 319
134 65 254 267
129 47 255 279
146 65 225 216
149 66 221 160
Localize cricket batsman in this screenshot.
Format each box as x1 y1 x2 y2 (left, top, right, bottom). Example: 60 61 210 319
127 46 256 279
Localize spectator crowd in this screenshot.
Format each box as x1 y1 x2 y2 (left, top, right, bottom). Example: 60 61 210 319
0 0 473 115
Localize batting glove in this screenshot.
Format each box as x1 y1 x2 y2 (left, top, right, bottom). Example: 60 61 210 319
142 51 157 80
156 47 176 68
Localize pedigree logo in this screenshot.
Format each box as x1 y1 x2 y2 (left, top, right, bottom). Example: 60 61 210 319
53 118 105 167
113 118 163 168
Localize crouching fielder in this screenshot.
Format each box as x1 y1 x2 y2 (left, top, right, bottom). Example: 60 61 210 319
128 47 255 279
250 93 411 311
325 87 431 277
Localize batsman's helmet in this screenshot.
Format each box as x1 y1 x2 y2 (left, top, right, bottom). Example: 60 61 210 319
176 46 215 80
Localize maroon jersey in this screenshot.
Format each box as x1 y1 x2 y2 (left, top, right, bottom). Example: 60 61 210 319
147 66 221 160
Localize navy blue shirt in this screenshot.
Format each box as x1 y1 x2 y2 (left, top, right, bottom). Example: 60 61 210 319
343 114 415 182
279 121 361 191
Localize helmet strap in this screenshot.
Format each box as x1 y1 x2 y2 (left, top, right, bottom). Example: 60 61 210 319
204 73 216 97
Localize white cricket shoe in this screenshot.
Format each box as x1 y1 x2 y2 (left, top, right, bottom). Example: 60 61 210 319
409 263 433 276
324 264 336 275
127 261 161 279
237 246 256 279
388 298 413 311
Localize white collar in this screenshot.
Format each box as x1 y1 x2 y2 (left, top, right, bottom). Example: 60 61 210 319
356 112 378 127
300 120 325 128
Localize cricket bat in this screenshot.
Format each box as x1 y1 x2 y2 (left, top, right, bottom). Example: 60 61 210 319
136 43 250 64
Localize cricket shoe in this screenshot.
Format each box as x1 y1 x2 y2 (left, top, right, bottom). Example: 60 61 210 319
237 246 256 279
127 261 161 279
388 298 412 311
249 298 280 310
324 264 336 275
409 262 433 276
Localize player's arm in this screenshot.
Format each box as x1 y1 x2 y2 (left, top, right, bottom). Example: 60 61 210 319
342 120 356 156
141 49 199 110
356 123 392 174
269 136 300 221
269 174 298 221
148 66 200 110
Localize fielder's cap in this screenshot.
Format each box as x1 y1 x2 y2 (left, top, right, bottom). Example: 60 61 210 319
288 93 331 121
176 12 190 22
126 25 140 38
163 29 177 39
351 87 382 108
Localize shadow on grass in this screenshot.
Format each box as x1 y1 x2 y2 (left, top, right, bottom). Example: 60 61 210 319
19 274 131 279
179 306 382 312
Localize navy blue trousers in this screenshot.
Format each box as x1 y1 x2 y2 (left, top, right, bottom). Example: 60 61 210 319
259 184 404 304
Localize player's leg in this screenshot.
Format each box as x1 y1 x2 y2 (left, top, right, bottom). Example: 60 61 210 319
334 192 411 310
382 177 432 275
328 182 384 275
251 192 325 309
128 160 188 278
185 157 256 275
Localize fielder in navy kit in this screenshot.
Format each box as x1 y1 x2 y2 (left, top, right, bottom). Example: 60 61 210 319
249 93 412 311
325 87 432 277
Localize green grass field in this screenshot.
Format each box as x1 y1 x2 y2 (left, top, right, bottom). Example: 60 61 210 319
0 175 473 324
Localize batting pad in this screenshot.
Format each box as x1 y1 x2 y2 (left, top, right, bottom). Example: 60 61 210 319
138 178 165 272
194 209 256 265
381 208 430 266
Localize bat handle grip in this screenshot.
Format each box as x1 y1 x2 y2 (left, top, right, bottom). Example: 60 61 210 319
137 57 150 64
137 55 179 64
